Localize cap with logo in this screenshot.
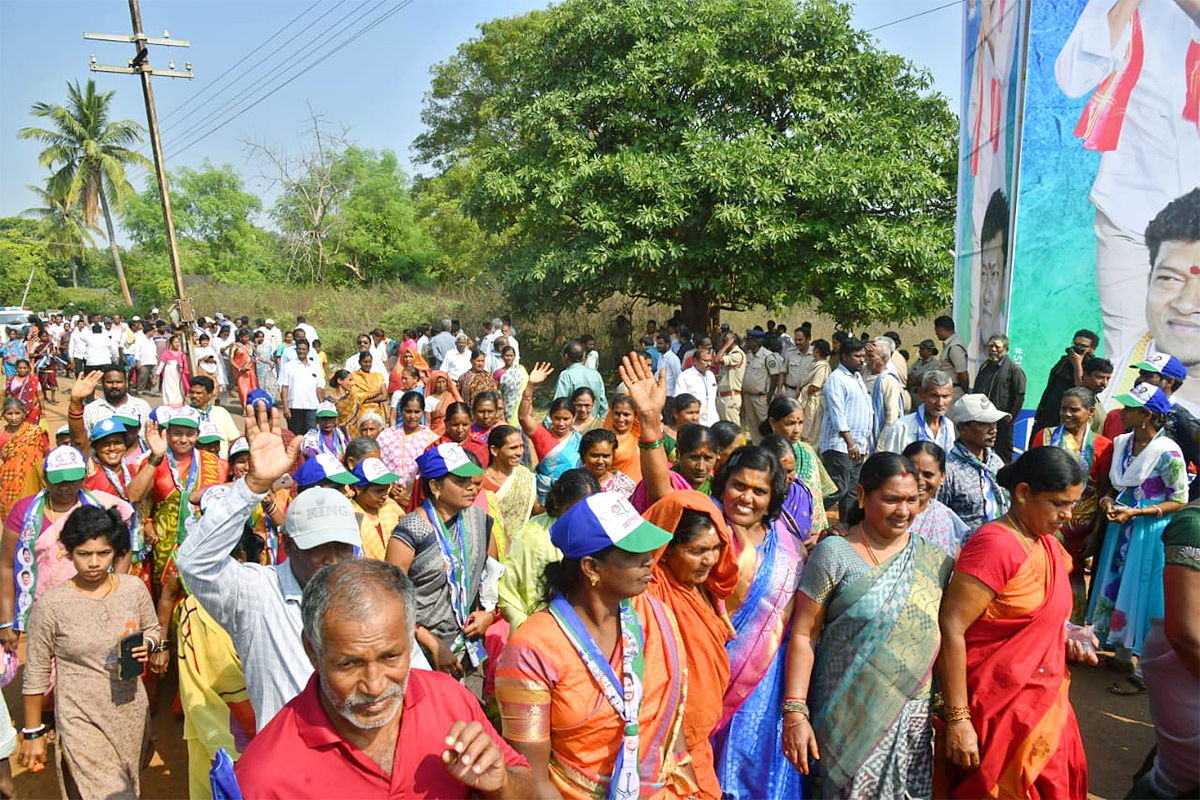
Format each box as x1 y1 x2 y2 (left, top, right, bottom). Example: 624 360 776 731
315 401 339 419
198 484 231 515
114 406 142 429
550 492 673 560
197 420 222 444
229 437 250 458
352 457 400 486
1115 383 1172 415
294 452 357 487
89 418 126 443
285 487 361 550
947 394 1011 425
55 424 70 438
44 446 87 484
416 443 484 479
1132 352 1187 382
165 405 201 429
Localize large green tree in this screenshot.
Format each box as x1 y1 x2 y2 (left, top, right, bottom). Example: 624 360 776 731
122 160 282 285
18 80 151 307
415 0 958 331
247 112 437 286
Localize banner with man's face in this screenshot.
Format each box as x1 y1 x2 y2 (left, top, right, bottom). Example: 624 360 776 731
1004 0 1200 418
953 0 1029 373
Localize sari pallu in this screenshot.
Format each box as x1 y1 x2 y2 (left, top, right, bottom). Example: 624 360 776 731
149 451 225 585
498 365 528 426
230 343 258 407
808 536 949 796
948 529 1087 800
644 492 738 800
495 592 692 800
389 344 430 395
491 466 536 556
536 431 582 502
31 338 59 390
0 423 47 518
351 370 387 419
712 519 805 800
603 410 642 484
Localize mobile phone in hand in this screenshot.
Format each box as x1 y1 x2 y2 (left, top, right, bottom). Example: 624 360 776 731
118 632 144 680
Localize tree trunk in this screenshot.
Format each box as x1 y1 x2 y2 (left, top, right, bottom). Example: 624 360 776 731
70 256 79 288
679 288 716 339
98 189 133 306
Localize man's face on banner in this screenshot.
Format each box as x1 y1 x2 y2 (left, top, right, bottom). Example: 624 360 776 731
1147 238 1200 366
978 230 1007 336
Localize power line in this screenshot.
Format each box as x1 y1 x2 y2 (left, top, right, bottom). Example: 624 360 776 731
158 0 334 131
866 0 962 32
163 0 383 157
165 0 414 161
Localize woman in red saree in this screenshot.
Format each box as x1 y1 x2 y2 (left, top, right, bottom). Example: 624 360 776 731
938 446 1095 799
4 360 42 426
30 329 59 405
229 327 259 407
643 491 738 800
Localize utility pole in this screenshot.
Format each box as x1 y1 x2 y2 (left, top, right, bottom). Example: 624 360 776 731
85 0 195 360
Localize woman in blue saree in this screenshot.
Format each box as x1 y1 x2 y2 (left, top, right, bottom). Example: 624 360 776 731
783 452 953 799
518 362 581 502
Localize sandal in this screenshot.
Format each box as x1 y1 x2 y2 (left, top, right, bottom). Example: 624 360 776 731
1106 676 1147 696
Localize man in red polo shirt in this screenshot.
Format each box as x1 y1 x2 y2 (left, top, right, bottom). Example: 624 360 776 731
235 560 532 799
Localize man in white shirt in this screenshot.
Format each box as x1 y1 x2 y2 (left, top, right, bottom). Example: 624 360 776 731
499 320 520 363
82 364 152 432
131 319 157 394
439 334 473 381
880 370 957 455
84 324 120 370
68 318 89 376
279 340 326 436
674 347 719 426
343 334 386 376
294 315 318 346
654 334 683 397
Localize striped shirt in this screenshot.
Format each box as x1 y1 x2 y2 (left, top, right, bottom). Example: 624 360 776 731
819 364 874 454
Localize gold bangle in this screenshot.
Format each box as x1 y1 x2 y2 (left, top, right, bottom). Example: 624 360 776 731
944 705 972 723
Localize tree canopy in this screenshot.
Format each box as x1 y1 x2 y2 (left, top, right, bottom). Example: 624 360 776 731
415 0 958 330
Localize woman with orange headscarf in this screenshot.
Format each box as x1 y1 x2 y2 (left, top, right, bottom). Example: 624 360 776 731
643 491 738 800
603 394 642 483
389 343 430 395
423 370 462 436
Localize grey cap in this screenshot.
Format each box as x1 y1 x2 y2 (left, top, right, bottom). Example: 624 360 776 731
285 487 361 550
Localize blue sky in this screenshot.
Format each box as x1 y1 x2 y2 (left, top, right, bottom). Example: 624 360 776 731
0 0 964 225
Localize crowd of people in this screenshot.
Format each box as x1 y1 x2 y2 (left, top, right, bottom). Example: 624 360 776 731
0 296 1195 800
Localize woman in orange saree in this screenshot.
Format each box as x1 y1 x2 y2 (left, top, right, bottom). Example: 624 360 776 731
495 493 697 800
423 370 462 436
938 447 1093 799
643 491 738 800
0 398 47 519
389 343 430 395
603 394 642 483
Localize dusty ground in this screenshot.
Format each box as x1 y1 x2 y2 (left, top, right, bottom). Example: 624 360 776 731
3 377 1160 799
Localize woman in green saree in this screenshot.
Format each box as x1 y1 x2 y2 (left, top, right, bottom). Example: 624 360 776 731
782 452 953 798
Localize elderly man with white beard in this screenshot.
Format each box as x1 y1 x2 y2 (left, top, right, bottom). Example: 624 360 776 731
235 559 533 799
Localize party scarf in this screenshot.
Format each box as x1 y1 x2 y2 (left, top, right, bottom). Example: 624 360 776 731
549 594 645 800
98 460 145 559
916 404 953 452
13 489 104 630
167 448 201 548
949 441 1008 523
1049 424 1096 475
423 500 487 667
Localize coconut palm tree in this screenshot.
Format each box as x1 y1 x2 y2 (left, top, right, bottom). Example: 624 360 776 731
18 79 151 305
22 183 101 288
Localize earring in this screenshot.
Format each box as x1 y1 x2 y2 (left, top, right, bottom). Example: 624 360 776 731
1017 497 1025 504
589 575 599 586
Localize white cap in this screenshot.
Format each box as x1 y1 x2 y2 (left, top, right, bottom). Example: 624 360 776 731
285 488 361 550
